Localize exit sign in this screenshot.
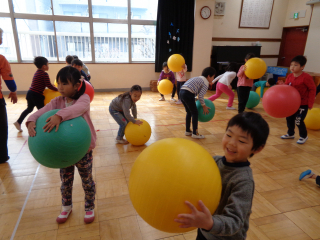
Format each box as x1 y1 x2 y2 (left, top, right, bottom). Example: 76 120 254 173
294 12 299 19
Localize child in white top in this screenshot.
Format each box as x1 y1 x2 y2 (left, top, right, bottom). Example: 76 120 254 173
208 63 237 110
176 64 187 104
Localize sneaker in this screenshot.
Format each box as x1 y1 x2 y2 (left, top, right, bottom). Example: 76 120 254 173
56 206 72 224
185 131 192 136
116 139 129 144
226 107 236 110
159 97 165 101
176 100 183 105
192 133 205 139
297 136 308 144
13 122 23 132
84 210 95 224
299 169 314 181
280 134 295 139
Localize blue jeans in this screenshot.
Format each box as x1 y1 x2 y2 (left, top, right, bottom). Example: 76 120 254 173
109 106 128 140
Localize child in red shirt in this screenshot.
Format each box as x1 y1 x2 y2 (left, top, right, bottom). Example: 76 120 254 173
281 55 316 144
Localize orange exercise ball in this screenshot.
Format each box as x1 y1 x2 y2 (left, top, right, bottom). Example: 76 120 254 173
245 58 267 79
305 108 320 130
158 79 173 95
84 80 94 102
43 89 61 105
167 54 185 72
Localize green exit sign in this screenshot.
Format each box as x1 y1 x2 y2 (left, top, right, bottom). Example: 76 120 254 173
294 12 299 19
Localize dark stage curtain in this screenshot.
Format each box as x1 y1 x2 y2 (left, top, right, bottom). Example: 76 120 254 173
155 0 195 72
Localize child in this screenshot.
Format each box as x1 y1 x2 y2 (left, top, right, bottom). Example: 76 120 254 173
158 62 176 101
65 55 74 66
71 59 89 81
208 62 237 110
73 55 91 80
13 56 58 132
176 63 188 105
175 112 269 240
237 53 255 113
252 78 276 98
281 55 316 144
109 85 143 144
26 66 96 224
180 67 216 139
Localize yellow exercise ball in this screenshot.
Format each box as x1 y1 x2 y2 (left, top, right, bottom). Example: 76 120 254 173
167 54 185 72
305 108 320 130
43 88 61 105
245 58 267 79
54 79 57 87
124 119 152 145
255 86 269 98
157 79 173 95
129 138 222 233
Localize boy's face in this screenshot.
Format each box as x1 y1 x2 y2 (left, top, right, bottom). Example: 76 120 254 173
222 125 262 163
207 75 215 83
41 63 49 71
290 61 304 74
72 64 82 72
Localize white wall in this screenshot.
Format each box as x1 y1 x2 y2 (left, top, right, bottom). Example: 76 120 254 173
284 0 312 27
304 4 320 72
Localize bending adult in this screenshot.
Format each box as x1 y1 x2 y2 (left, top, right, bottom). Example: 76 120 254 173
0 28 18 164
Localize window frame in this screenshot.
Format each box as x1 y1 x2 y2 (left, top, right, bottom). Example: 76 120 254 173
0 0 157 63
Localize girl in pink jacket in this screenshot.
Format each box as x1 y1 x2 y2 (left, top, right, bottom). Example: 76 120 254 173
27 66 96 224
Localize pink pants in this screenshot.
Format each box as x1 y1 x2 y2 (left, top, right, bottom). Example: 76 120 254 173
208 82 234 107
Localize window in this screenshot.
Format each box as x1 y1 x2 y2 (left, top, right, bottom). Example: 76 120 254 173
0 18 17 61
0 0 157 63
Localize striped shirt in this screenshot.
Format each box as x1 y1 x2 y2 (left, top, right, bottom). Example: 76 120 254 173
29 69 58 94
181 76 209 106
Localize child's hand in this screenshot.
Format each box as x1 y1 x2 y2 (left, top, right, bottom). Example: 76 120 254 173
174 200 214 230
243 65 247 71
27 122 37 137
135 120 143 125
43 114 62 133
203 105 210 115
228 85 232 90
8 92 18 104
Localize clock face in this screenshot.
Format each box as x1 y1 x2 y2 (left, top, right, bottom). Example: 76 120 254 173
201 6 211 19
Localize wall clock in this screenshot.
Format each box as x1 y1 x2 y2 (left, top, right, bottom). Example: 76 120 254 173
200 6 211 19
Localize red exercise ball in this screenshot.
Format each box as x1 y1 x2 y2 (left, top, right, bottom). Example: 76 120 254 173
84 80 94 102
262 85 301 118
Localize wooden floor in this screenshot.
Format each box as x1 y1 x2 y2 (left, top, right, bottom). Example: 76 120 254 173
2 90 320 240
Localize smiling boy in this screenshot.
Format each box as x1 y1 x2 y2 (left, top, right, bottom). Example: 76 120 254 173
175 112 269 240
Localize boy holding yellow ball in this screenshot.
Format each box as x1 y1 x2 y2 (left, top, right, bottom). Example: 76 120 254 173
175 112 269 240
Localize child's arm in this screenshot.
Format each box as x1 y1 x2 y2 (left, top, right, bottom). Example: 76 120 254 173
170 71 176 83
43 72 58 91
305 75 316 109
211 74 223 85
237 65 246 78
199 84 210 114
175 180 254 236
122 98 137 124
158 71 164 82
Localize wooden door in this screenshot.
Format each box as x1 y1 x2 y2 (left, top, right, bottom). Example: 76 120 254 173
278 27 308 67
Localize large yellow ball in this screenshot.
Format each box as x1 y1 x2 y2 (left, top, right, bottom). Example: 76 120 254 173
43 88 61 105
245 58 267 79
157 79 173 95
255 86 269 97
167 54 185 72
124 119 151 145
305 108 320 130
129 138 222 233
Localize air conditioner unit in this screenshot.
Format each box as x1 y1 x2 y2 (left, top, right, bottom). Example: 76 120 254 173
306 0 320 5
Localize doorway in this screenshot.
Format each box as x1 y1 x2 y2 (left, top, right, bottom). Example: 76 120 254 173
278 26 309 67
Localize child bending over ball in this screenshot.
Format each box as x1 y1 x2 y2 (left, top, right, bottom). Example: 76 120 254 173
176 62 188 105
175 112 269 240
237 53 255 113
158 62 176 101
281 55 316 144
180 67 216 139
26 66 97 224
252 78 276 98
208 62 237 110
109 85 143 144
14 57 58 132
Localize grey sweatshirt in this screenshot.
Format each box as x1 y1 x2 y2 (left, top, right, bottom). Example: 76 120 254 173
200 156 254 240
109 95 137 123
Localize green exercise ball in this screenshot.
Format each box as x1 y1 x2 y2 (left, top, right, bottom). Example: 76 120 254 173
28 109 92 168
196 99 215 122
246 91 260 109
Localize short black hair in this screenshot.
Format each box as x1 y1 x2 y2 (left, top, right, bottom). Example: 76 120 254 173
226 112 269 157
66 55 74 64
162 62 168 68
267 78 276 86
245 53 255 60
71 59 83 67
34 56 48 69
201 67 216 78
226 62 238 72
291 55 307 67
72 55 79 60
